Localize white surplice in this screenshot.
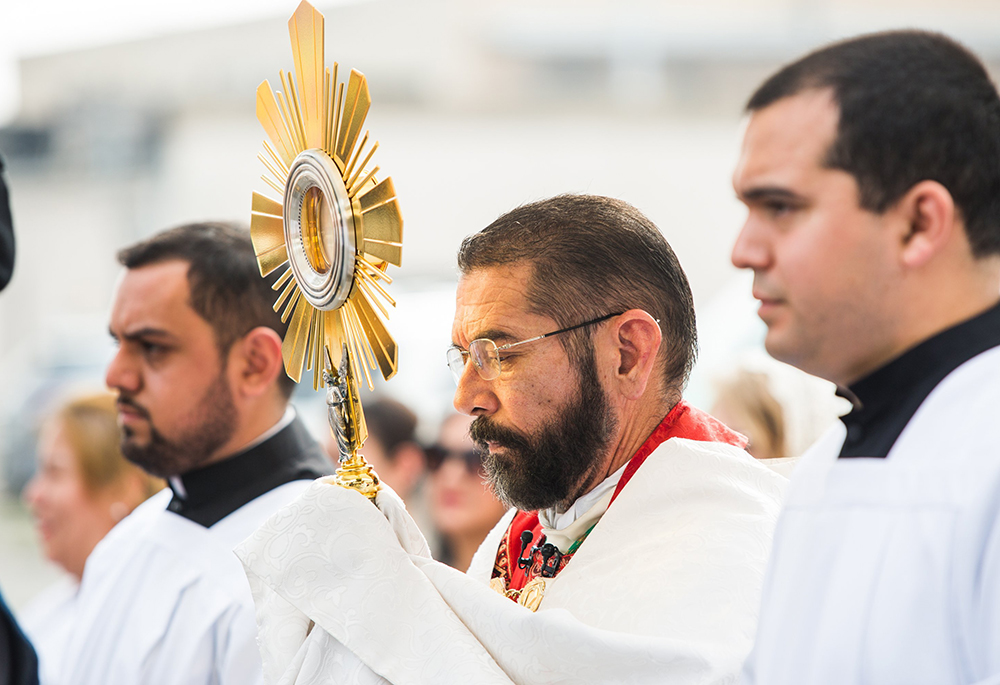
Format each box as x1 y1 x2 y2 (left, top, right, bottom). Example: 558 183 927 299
57 480 314 685
742 345 1000 685
237 437 787 685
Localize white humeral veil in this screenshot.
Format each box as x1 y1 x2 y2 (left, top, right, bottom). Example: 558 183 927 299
236 438 787 685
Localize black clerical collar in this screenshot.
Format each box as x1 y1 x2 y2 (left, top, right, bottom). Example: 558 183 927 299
838 300 1000 459
166 413 333 527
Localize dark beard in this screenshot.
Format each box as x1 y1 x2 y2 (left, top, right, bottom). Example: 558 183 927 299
119 372 238 478
470 347 617 512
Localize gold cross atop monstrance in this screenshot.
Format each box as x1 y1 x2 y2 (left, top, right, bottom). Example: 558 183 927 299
249 1 403 500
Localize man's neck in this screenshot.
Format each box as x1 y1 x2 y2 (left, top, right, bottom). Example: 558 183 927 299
203 403 291 467
838 256 1000 386
841 292 1000 387
569 398 673 505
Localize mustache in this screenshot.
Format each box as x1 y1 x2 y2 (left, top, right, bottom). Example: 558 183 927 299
469 416 531 452
116 394 151 420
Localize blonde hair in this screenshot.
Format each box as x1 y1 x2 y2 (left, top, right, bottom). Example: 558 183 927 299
55 393 163 501
715 371 787 460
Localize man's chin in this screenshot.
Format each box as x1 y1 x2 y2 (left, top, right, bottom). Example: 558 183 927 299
121 432 151 450
121 448 174 479
121 438 167 476
763 331 822 378
763 329 796 363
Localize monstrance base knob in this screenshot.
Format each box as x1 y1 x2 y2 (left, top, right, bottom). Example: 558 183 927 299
330 454 380 501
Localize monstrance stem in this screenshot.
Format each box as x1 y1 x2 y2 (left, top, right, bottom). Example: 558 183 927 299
324 346 380 501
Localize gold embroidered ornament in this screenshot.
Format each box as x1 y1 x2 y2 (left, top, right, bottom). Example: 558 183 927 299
518 578 547 612
249 0 403 499
489 575 547 613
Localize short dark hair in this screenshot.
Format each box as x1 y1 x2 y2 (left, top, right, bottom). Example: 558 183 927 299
457 194 697 398
117 221 296 398
747 30 1000 258
364 398 418 463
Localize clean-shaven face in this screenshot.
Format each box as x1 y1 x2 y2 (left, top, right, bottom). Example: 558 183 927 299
731 88 900 384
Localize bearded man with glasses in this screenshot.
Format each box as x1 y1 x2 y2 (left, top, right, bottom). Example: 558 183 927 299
239 194 787 685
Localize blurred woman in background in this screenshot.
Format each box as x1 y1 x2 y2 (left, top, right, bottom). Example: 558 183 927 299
711 369 798 477
711 370 787 460
20 393 163 684
427 413 508 571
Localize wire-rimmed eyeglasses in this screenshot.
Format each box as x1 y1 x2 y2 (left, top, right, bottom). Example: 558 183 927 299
446 312 624 384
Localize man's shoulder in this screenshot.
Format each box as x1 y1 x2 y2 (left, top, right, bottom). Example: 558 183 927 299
209 479 319 548
83 486 260 613
780 347 1000 510
642 437 787 512
83 497 246 596
70 489 257 666
886 343 1000 468
88 488 172 560
923 342 1000 421
664 434 753 459
537 433 784 641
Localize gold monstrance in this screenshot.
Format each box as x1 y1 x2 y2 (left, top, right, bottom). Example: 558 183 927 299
249 1 402 500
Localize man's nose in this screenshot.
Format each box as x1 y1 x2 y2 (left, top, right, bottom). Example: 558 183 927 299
452 362 499 418
106 347 140 394
731 219 771 271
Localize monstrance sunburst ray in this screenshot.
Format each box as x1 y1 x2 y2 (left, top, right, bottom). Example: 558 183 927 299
248 0 402 456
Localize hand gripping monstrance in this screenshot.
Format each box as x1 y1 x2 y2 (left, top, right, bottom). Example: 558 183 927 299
248 1 403 500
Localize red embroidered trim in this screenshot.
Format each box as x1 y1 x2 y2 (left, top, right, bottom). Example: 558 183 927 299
610 401 746 505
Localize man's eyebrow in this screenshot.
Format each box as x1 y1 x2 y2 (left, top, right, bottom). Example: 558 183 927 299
453 328 518 347
475 329 519 343
737 186 805 204
110 326 176 343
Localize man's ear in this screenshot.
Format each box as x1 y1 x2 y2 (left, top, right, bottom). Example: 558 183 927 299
229 326 285 399
895 180 957 269
603 309 662 401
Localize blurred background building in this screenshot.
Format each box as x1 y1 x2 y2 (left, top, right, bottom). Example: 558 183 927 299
1 0 998 607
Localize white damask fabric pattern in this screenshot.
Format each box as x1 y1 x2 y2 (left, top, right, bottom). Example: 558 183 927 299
237 437 787 685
